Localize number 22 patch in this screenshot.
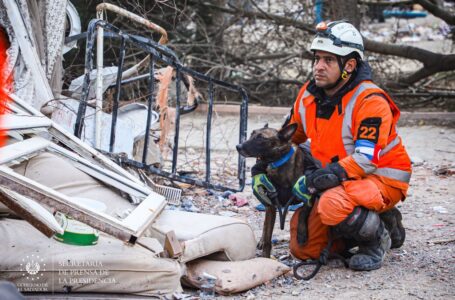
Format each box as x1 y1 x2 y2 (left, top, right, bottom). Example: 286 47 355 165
357 117 381 143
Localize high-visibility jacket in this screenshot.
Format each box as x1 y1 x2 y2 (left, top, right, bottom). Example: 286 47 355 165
290 80 412 195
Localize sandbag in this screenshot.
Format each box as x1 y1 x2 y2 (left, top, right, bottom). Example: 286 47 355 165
183 258 290 295
0 218 182 296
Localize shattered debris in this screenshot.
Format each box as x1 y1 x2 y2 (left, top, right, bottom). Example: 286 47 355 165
433 165 455 176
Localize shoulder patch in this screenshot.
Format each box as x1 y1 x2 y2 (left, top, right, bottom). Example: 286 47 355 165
357 117 381 143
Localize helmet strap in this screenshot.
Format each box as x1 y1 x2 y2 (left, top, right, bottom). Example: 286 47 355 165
341 70 349 79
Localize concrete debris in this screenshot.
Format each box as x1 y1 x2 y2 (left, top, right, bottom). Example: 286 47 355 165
362 18 450 43
432 206 448 214
433 165 455 176
180 197 200 212
411 156 425 166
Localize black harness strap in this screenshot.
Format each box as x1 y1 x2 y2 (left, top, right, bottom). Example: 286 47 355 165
271 194 296 230
293 227 348 280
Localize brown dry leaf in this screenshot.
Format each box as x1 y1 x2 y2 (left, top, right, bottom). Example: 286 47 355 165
174 182 192 189
155 66 174 155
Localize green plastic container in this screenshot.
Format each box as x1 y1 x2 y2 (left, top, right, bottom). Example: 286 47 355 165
54 212 99 246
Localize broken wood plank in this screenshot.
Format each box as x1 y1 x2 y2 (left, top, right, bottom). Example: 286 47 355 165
0 136 50 165
0 114 52 131
0 166 134 242
164 230 183 258
48 142 153 197
121 193 166 235
0 187 63 237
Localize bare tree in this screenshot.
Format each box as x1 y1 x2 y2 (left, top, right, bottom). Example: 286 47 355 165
66 0 455 109
328 0 361 29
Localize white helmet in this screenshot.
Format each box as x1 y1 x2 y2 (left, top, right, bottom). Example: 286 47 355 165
310 21 364 59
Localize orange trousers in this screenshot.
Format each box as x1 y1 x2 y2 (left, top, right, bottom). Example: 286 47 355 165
290 175 405 260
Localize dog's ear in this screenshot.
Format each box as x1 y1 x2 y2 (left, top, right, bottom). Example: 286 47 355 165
263 123 269 128
278 123 298 141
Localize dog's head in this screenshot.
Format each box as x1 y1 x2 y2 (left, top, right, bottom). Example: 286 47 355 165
236 123 298 162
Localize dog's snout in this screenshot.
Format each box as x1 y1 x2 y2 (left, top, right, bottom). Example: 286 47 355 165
236 144 242 152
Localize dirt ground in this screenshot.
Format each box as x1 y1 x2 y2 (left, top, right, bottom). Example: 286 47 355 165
176 113 455 299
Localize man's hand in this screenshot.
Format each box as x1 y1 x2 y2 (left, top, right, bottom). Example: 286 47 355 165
252 173 277 206
306 162 348 193
292 176 313 205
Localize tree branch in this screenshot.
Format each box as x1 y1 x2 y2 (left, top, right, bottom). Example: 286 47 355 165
191 0 455 86
190 1 316 33
414 0 455 26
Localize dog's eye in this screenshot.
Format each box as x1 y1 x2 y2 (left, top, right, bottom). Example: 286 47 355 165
255 134 264 140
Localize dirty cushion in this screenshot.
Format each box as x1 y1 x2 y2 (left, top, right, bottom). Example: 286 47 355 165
0 218 182 296
182 258 290 295
148 210 257 263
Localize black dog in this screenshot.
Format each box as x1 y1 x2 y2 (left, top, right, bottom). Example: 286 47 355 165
236 123 319 257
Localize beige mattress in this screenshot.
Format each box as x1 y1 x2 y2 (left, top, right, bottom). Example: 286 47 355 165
0 218 182 296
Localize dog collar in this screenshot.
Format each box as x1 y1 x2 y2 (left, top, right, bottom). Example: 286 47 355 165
269 147 295 169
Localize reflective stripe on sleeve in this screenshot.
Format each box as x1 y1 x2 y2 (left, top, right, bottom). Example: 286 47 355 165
342 82 381 155
298 91 310 135
380 136 400 157
352 152 377 174
374 168 411 183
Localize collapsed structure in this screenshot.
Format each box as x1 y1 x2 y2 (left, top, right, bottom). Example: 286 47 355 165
0 1 290 297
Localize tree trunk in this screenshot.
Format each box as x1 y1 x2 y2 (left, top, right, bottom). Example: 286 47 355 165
328 0 360 29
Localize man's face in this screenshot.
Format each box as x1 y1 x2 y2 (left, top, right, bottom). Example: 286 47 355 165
312 51 340 88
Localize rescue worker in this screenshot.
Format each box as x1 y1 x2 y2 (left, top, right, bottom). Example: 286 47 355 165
252 21 412 271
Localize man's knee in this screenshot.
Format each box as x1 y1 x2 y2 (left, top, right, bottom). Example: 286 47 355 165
317 186 354 226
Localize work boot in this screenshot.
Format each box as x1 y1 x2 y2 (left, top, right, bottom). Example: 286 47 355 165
380 207 405 248
333 206 391 271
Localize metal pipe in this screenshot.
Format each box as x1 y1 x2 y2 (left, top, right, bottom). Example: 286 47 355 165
96 3 168 44
75 19 102 137
171 67 181 174
121 158 244 192
205 80 214 183
142 57 155 164
238 89 249 190
95 9 104 148
109 37 126 152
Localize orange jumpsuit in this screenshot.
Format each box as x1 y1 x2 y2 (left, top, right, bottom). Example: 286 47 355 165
289 79 412 260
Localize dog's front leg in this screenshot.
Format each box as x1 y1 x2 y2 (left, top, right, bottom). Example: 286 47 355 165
260 206 276 258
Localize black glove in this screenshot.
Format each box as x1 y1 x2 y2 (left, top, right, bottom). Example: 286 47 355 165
250 160 278 206
305 162 348 193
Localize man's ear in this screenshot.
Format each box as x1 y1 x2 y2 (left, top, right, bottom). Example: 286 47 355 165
345 58 357 73
278 123 298 141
